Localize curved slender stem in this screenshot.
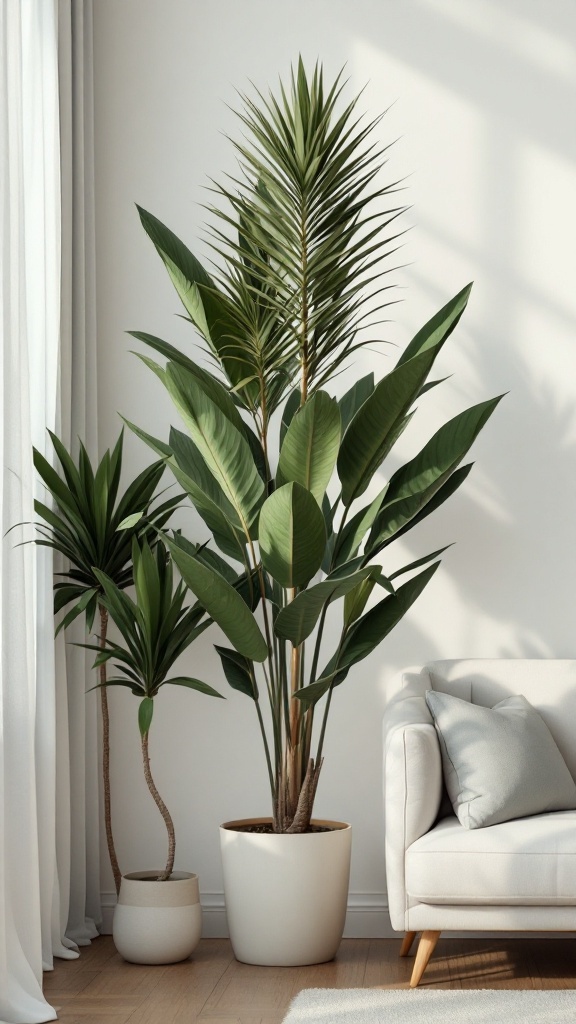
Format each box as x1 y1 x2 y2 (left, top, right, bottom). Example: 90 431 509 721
141 729 175 880
99 604 122 894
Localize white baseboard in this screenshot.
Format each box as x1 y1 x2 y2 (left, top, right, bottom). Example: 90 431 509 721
100 891 575 943
100 890 395 938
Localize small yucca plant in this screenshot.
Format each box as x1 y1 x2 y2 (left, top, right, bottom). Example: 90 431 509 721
83 538 223 880
33 430 182 891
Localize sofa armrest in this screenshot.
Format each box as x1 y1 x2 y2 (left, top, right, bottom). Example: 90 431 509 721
384 698 443 931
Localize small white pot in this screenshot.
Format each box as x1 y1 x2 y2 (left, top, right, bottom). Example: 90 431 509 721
220 817 352 966
112 870 202 964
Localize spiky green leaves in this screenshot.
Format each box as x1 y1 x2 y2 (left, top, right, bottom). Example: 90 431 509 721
91 539 224 705
137 60 407 415
33 431 180 633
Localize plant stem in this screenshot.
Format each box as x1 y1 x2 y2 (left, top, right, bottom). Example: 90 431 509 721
309 603 329 685
99 604 122 895
315 685 335 767
141 730 175 881
255 697 276 802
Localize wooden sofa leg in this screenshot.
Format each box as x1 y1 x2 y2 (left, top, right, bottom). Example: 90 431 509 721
399 931 417 957
410 930 441 987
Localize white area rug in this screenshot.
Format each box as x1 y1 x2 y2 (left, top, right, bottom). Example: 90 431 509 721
282 987 576 1022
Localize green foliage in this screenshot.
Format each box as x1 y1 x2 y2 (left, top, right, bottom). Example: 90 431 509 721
129 59 502 831
259 482 326 588
32 430 181 632
87 538 223 713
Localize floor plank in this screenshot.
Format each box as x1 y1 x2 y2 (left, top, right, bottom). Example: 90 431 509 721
44 934 576 1023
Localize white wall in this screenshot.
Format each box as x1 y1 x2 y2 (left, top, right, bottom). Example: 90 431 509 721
93 0 576 935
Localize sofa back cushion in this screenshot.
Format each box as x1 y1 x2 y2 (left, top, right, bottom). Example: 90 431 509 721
425 689 576 828
427 659 576 782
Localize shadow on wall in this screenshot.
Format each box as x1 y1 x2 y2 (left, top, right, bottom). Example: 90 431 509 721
337 0 576 665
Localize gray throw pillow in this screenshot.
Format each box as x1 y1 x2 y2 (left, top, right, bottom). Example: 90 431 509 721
425 690 576 829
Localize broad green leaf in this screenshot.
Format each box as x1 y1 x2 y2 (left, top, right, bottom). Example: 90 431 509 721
277 391 341 505
332 486 387 568
138 697 154 737
122 417 173 458
259 482 326 588
384 396 504 506
128 330 203 377
164 536 268 661
215 646 258 699
118 512 144 531
418 376 451 398
137 206 213 336
165 363 264 531
343 566 389 626
244 426 267 481
389 544 453 581
336 349 438 506
168 457 247 562
386 463 474 545
280 388 301 445
137 207 259 401
170 428 241 527
163 677 224 698
273 566 374 645
197 282 260 399
191 541 237 583
367 476 454 555
396 283 472 367
131 334 247 434
338 561 440 672
320 493 336 572
293 673 337 709
338 373 374 433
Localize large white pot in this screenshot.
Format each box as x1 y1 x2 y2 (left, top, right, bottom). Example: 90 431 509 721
112 870 202 964
220 817 351 966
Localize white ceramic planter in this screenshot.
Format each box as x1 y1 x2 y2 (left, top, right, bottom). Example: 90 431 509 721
220 817 352 966
112 870 202 964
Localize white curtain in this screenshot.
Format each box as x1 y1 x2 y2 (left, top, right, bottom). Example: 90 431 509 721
0 1 99 1021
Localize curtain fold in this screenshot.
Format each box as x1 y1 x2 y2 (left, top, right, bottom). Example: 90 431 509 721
0 1 99 1020
58 0 101 949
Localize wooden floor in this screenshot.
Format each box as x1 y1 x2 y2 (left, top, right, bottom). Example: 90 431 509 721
43 934 576 1024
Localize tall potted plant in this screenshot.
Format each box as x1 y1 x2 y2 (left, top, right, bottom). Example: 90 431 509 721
127 59 502 965
87 537 223 963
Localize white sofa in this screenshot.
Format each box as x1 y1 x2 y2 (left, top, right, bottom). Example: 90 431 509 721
384 659 576 986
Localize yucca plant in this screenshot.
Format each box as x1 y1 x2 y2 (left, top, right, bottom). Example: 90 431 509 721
84 538 223 879
128 60 502 833
33 430 182 891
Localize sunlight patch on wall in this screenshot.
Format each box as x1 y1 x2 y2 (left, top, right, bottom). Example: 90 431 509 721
420 0 576 83
516 141 576 315
351 36 486 311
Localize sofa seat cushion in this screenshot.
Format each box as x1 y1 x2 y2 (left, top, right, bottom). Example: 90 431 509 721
406 811 576 905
